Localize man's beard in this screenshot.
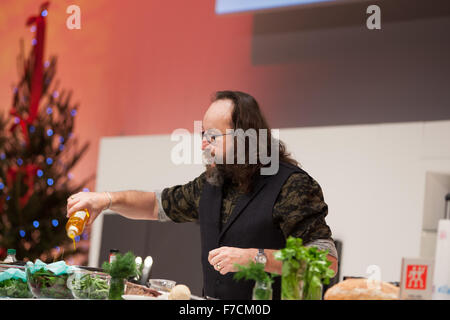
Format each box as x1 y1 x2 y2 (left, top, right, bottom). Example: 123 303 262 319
205 164 230 187
203 148 225 186
203 148 256 189
205 164 223 186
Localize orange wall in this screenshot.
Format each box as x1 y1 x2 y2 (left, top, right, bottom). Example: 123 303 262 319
2 1 450 191
0 0 282 189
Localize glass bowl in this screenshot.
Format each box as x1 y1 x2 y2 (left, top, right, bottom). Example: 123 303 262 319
67 268 110 300
26 266 74 299
148 279 176 292
0 264 33 298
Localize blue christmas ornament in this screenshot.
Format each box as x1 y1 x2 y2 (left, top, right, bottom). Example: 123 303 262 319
33 221 39 228
46 157 53 165
19 230 26 238
47 178 54 186
52 219 59 227
47 129 54 136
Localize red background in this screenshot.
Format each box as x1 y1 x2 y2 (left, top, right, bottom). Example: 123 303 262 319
0 0 279 190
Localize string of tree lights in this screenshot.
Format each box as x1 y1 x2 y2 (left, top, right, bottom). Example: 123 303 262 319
0 2 93 262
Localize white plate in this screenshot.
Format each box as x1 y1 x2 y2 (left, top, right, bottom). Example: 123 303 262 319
122 292 169 300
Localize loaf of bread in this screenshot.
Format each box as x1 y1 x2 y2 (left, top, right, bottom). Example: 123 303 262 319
324 278 399 300
168 284 191 300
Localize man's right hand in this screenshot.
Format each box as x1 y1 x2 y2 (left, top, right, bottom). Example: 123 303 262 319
66 191 110 226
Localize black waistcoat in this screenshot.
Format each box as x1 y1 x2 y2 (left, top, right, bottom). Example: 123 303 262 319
198 161 305 300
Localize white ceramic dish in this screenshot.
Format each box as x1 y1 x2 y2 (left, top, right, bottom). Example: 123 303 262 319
122 292 169 300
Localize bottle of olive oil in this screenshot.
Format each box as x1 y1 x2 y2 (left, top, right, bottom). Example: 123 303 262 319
66 209 90 250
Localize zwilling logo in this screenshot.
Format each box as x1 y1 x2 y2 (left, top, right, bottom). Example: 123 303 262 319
406 265 428 290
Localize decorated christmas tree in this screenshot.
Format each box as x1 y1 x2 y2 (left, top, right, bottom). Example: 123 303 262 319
0 2 93 263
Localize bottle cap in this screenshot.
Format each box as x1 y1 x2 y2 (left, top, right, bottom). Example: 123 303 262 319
7 249 16 255
67 225 79 238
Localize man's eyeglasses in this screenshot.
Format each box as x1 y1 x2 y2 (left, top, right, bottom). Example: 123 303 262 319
201 131 234 145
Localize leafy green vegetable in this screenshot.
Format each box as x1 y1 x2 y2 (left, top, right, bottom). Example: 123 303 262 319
70 273 110 300
301 245 336 300
101 251 140 300
0 278 33 298
233 261 275 284
233 261 276 300
27 268 73 299
274 236 335 300
274 237 307 300
101 251 140 279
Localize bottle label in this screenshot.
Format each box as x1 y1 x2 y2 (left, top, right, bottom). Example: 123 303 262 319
109 254 117 264
3 256 16 263
74 210 87 220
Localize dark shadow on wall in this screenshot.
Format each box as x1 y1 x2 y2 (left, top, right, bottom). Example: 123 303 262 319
251 0 450 128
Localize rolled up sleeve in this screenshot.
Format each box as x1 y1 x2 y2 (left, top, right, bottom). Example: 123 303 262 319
273 172 334 245
159 172 206 223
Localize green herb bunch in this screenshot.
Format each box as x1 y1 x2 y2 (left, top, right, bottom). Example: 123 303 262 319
101 251 140 279
101 251 140 300
274 236 335 300
233 261 275 284
274 237 306 300
301 245 335 299
233 261 276 300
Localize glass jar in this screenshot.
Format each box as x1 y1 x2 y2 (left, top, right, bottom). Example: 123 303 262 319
281 259 306 300
108 277 127 300
300 278 323 300
252 280 273 300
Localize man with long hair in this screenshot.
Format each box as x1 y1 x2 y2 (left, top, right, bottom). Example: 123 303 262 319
67 91 338 299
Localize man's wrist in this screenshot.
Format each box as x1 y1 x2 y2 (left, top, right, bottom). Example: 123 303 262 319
103 192 113 211
254 248 267 265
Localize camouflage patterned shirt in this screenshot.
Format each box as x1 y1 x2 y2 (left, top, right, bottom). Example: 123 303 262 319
160 169 335 253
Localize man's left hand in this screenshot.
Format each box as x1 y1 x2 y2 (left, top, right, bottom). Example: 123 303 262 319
208 246 254 275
